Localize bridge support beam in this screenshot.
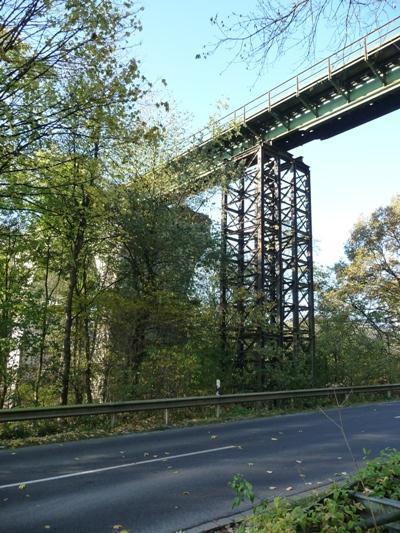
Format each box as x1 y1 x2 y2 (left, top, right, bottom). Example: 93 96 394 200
220 143 315 387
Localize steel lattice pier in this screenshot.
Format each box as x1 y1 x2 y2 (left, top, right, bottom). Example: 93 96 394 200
220 143 315 385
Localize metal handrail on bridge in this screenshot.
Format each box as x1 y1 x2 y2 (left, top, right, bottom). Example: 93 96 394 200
0 383 398 423
181 15 400 153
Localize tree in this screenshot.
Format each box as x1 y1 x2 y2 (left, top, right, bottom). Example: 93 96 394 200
338 196 400 352
102 177 218 400
0 0 163 405
314 197 400 386
0 0 145 175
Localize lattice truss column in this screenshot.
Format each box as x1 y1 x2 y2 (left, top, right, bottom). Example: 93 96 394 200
220 143 315 381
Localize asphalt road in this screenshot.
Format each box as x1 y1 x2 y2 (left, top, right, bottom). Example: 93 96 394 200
0 400 399 533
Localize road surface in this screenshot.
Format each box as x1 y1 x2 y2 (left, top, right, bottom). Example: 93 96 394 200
0 400 399 532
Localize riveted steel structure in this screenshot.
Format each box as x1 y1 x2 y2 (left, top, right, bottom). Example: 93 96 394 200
220 143 315 385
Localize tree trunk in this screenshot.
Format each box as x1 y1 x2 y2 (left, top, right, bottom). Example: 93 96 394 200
83 266 93 403
35 245 50 405
61 195 88 404
61 260 78 405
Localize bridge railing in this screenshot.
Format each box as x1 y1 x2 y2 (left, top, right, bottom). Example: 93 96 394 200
181 15 400 153
0 383 399 423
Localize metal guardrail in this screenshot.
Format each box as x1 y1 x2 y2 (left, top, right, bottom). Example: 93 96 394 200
180 15 400 153
354 493 400 530
0 383 398 423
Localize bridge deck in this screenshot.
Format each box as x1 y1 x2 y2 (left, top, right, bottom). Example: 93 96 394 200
185 16 400 159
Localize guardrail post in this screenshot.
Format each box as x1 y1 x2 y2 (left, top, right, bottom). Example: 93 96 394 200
216 379 221 418
387 391 392 400
164 408 169 426
111 414 116 429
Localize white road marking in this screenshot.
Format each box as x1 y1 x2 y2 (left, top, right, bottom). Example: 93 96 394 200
0 445 238 490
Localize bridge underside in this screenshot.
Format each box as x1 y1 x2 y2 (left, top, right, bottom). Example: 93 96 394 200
220 143 315 386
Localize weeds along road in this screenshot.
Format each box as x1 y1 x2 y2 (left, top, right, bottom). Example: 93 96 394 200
1 400 400 533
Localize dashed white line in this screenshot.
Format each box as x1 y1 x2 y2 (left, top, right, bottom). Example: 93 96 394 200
0 445 239 490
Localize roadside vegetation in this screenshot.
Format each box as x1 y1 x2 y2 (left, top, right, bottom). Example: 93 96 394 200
232 449 400 532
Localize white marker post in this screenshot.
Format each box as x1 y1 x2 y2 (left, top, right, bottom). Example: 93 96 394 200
216 379 221 418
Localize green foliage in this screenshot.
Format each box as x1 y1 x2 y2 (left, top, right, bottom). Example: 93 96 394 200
314 197 400 388
242 449 400 532
354 448 400 500
229 474 255 509
135 347 203 399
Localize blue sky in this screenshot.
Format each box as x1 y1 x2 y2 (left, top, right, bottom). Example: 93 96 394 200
137 1 400 266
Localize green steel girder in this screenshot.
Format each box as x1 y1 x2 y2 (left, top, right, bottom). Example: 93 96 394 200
194 34 400 161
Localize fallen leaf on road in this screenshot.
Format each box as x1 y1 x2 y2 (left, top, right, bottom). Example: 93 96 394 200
337 456 342 460
113 525 123 530
305 482 312 485
210 435 218 439
74 457 80 461
143 452 150 457
286 486 293 491
268 486 276 490
341 472 348 476
296 460 302 464
248 463 254 467
18 483 26 490
153 455 158 458
182 491 190 496
173 470 179 474
164 452 170 455
266 470 273 474
271 437 278 441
